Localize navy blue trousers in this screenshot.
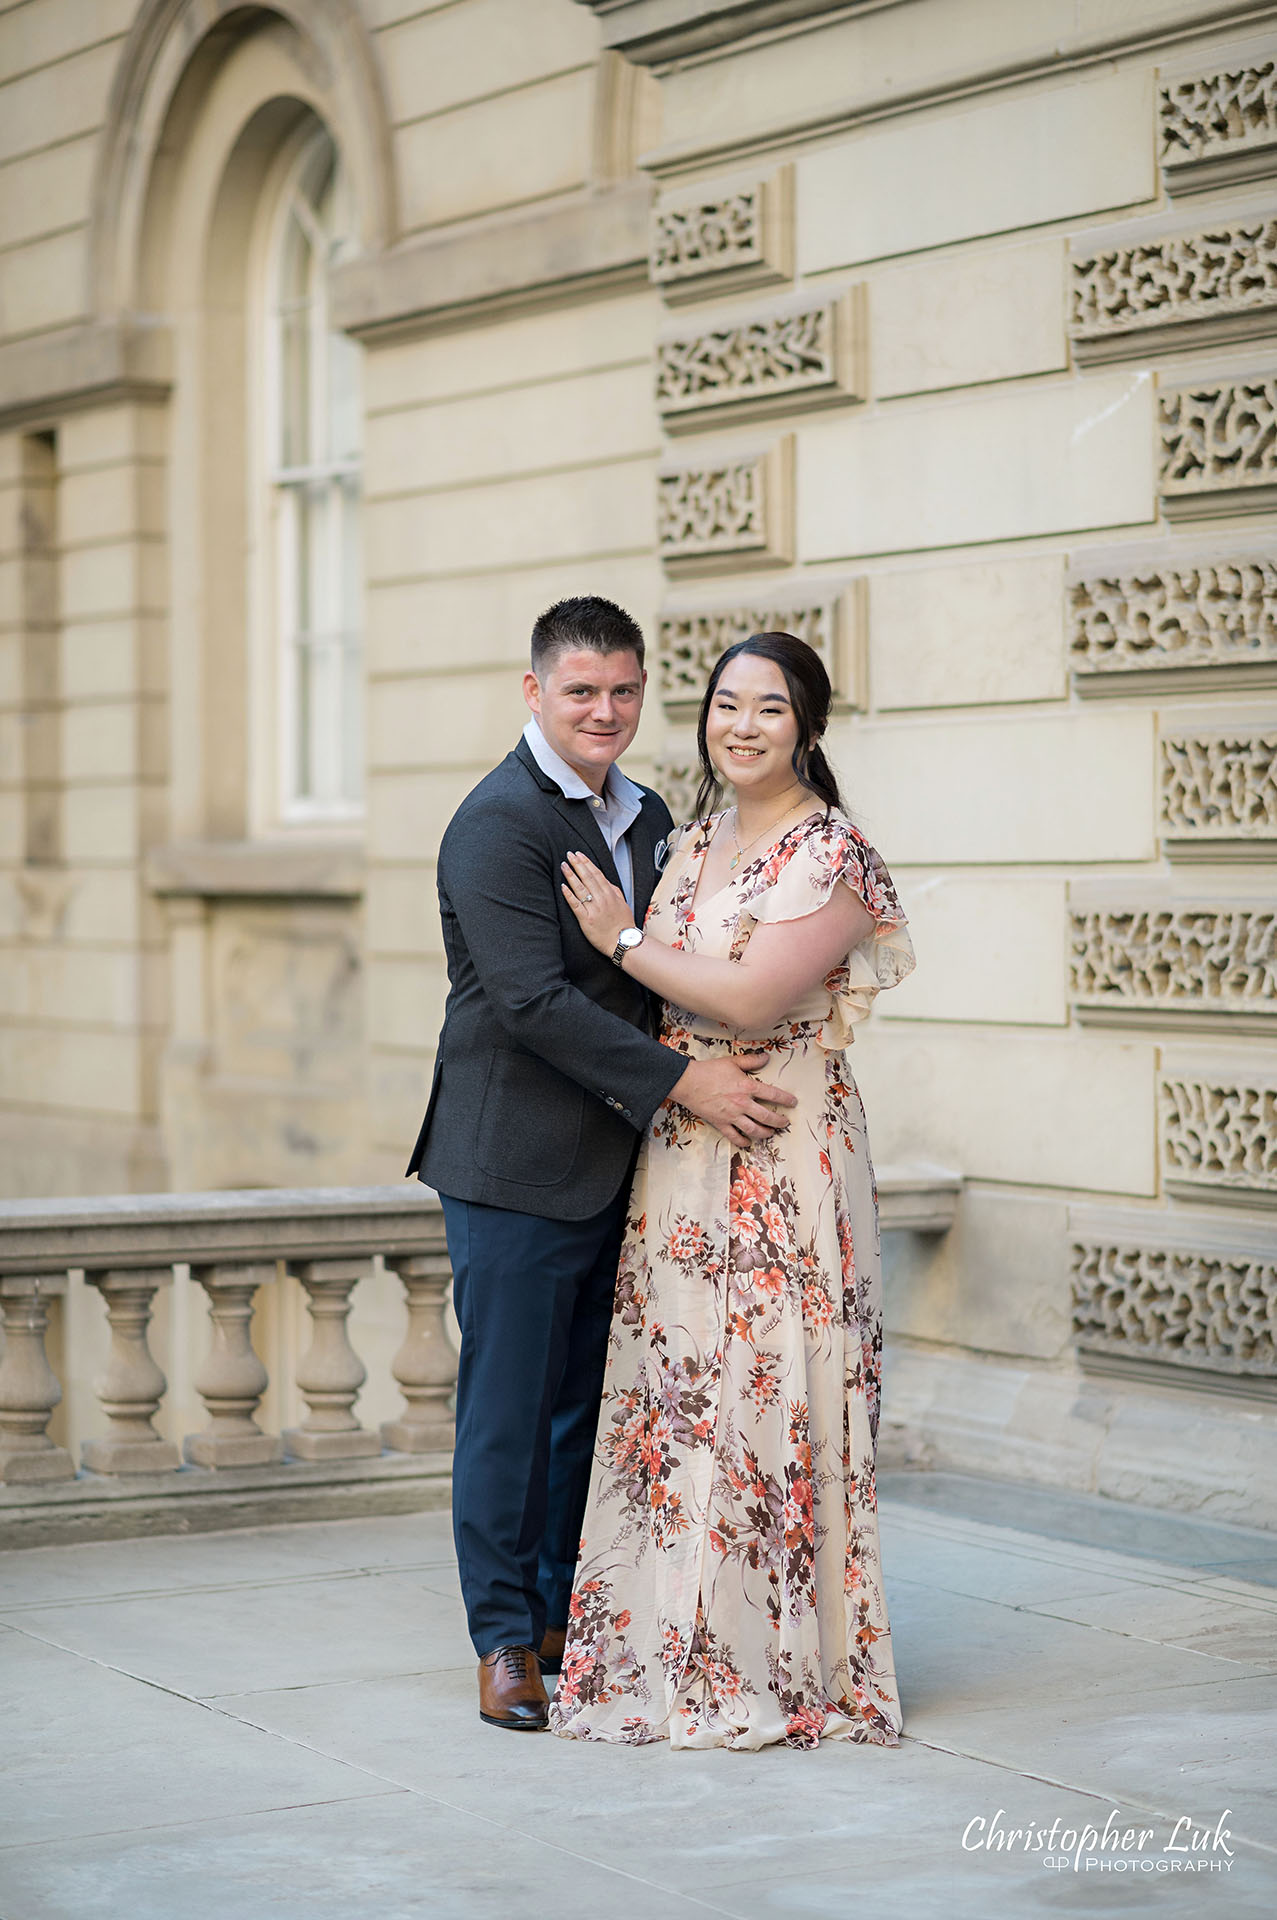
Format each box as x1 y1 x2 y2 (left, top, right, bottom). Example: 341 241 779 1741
439 1189 628 1657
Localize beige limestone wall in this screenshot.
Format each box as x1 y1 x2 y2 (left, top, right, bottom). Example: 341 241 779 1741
362 285 666 1176
632 0 1277 1512
0 401 169 1197
0 2 137 346
377 0 600 231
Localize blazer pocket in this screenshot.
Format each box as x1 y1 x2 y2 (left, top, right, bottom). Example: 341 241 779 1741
475 1049 585 1186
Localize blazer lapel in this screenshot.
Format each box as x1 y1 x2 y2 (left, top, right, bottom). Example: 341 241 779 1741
552 790 622 890
628 801 659 925
517 735 651 907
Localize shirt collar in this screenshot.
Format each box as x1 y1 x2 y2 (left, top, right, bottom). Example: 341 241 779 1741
522 717 643 814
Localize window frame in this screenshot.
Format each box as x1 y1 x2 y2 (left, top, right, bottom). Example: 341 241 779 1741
251 118 364 835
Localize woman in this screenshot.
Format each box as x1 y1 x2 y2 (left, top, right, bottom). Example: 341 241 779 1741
548 632 915 1752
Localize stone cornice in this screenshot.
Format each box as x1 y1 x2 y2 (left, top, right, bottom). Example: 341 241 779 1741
0 322 172 435
636 1 1277 179
573 0 884 66
330 183 653 344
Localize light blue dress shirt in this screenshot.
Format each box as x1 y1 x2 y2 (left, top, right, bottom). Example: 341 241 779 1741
522 717 642 909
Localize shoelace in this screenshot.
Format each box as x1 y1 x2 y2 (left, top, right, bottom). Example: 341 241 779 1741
484 1644 535 1680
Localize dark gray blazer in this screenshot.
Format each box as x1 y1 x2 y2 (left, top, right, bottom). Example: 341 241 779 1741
406 737 688 1220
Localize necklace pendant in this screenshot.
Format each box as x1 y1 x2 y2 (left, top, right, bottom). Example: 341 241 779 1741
729 850 740 871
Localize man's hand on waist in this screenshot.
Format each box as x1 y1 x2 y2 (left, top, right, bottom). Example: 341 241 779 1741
671 1054 797 1152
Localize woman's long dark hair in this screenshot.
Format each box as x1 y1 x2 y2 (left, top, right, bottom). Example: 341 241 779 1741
694 632 845 825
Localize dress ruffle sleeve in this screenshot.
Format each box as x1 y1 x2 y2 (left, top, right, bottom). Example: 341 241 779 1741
736 813 916 1045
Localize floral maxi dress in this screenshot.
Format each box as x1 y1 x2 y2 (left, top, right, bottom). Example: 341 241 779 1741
549 809 916 1751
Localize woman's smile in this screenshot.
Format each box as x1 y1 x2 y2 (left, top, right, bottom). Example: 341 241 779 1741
706 653 803 796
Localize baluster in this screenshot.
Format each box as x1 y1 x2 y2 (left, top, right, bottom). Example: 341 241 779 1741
81 1267 180 1474
282 1258 380 1460
185 1262 283 1468
0 1274 75 1484
381 1250 457 1453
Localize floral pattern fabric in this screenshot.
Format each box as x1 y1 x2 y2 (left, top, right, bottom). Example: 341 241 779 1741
549 809 916 1751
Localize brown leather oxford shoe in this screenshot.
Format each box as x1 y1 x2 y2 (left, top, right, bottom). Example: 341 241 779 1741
538 1625 567 1676
478 1645 549 1730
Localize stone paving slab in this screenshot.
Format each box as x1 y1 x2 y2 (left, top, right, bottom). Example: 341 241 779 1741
1 1473 1275 1919
0 1634 393 1850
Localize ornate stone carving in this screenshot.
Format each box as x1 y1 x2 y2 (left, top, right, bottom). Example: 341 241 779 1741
658 587 864 716
653 190 761 283
1159 378 1277 519
658 438 793 577
1070 905 1277 1028
650 759 702 825
1159 729 1277 853
1069 557 1277 689
1070 218 1277 361
650 168 793 304
657 291 863 431
1160 1073 1277 1202
1160 59 1277 193
1071 1234 1277 1377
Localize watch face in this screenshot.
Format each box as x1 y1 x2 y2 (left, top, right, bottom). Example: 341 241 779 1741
620 928 643 948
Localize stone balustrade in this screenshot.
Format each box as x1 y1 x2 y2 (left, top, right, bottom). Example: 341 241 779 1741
0 1186 457 1534
0 1171 960 1544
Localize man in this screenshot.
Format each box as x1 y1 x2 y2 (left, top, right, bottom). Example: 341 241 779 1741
406 595 795 1731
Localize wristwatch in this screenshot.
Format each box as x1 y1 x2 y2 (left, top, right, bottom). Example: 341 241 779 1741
611 927 644 968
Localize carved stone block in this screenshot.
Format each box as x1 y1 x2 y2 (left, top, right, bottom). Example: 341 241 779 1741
1159 378 1277 520
1069 556 1277 693
650 167 793 305
1070 904 1277 1031
650 759 702 826
1071 1232 1277 1376
1070 217 1277 362
657 437 793 577
657 289 864 432
1159 727 1277 857
1159 59 1277 194
1160 1071 1277 1203
657 584 864 718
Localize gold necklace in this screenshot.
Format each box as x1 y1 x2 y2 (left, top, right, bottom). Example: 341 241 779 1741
728 793 807 872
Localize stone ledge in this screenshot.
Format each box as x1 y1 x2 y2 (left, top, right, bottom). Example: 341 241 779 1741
1075 663 1277 699
876 1162 962 1233
0 321 172 434
145 838 364 901
0 1451 452 1551
331 184 652 344
576 0 881 65
0 1184 445 1275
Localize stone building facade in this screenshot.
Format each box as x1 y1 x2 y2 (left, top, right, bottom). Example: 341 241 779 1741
1 0 1275 1513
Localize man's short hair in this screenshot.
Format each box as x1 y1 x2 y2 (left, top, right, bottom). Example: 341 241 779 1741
530 596 645 677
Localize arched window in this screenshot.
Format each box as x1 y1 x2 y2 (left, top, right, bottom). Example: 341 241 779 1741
267 127 362 822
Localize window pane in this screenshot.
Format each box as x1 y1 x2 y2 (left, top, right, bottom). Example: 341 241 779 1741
290 485 313 635
340 477 361 635
342 633 363 804
327 327 362 466
278 216 312 468
294 636 314 799
271 126 363 818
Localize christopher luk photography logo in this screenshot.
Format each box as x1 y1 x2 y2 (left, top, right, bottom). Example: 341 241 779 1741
962 1806 1235 1874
